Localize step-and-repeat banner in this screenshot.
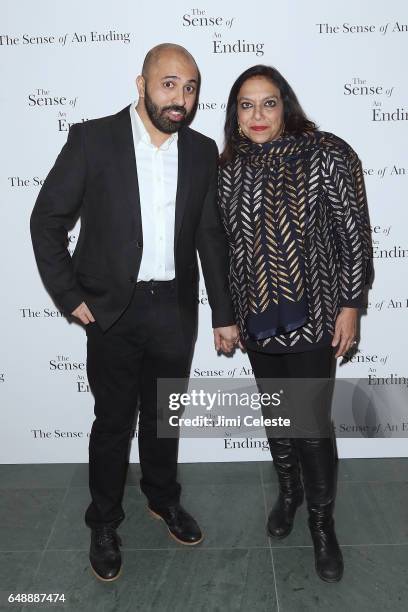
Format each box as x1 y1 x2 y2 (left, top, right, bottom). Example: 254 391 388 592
1 0 407 462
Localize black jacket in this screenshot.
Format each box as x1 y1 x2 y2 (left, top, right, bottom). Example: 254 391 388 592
218 131 373 353
30 106 235 339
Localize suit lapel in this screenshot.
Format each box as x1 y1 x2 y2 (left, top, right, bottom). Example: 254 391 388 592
110 107 192 248
174 127 192 249
110 106 142 234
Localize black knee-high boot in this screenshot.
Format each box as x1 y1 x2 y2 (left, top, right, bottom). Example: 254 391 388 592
266 438 304 538
296 436 343 582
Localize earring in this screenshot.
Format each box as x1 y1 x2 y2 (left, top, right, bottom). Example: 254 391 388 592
238 123 244 137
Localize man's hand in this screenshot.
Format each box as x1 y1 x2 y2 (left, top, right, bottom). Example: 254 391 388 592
332 307 358 358
71 302 95 325
213 324 242 354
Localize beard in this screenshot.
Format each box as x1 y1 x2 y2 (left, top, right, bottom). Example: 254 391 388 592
144 86 190 134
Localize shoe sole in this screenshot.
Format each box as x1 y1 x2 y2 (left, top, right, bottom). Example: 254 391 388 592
316 568 344 583
148 508 204 546
315 559 344 583
90 563 123 582
267 525 294 539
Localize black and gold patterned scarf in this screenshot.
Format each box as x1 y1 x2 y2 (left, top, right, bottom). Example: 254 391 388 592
223 131 324 340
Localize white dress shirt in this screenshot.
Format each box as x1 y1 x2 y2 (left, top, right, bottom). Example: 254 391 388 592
129 103 178 281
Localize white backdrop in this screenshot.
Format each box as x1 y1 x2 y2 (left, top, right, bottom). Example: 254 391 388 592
1 0 407 463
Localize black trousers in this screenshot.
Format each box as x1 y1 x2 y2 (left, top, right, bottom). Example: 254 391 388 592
246 344 337 448
247 344 335 381
84 280 193 529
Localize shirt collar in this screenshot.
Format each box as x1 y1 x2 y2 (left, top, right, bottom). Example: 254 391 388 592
130 102 178 150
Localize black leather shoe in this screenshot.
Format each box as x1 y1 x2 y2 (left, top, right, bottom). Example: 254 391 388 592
148 504 203 545
267 487 304 538
89 526 122 581
309 515 344 582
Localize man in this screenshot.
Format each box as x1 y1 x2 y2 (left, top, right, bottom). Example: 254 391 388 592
30 43 239 582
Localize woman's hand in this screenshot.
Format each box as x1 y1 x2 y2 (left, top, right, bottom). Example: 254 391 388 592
332 307 358 358
213 325 243 353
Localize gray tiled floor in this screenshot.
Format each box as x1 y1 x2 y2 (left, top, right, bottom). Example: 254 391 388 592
0 459 407 611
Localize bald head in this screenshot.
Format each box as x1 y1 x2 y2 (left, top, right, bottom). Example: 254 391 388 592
142 43 199 79
136 43 200 138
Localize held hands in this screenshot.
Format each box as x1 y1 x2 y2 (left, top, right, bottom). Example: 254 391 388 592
71 302 95 325
332 307 358 358
213 324 243 354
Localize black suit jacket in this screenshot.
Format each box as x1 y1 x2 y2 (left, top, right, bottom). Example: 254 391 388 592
30 105 235 339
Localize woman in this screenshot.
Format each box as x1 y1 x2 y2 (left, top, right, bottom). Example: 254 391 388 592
218 65 372 582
